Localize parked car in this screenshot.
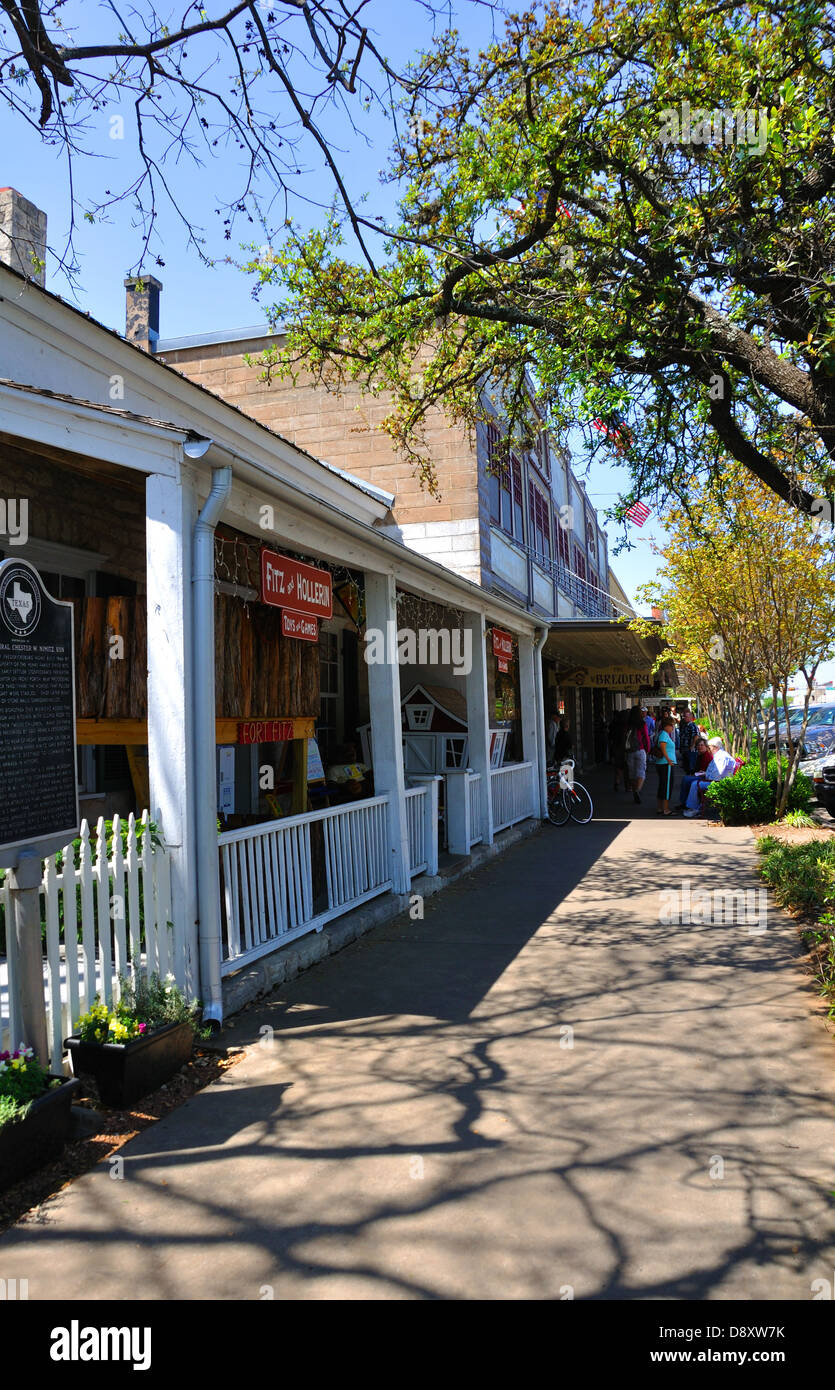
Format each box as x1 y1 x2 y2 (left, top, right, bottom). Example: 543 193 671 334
765 704 834 755
816 753 835 819
799 706 835 760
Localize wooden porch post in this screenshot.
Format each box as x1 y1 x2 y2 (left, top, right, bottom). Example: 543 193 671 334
364 571 411 894
145 467 199 996
464 611 494 846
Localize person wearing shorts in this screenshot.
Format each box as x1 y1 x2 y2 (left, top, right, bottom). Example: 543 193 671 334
625 705 651 805
655 717 677 815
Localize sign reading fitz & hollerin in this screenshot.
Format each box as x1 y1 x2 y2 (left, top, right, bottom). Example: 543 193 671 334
0 559 79 868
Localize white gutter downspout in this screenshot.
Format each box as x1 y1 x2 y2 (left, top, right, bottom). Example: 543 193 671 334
534 626 549 818
193 464 232 1025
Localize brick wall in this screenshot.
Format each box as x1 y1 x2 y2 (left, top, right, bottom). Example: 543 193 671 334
159 335 482 536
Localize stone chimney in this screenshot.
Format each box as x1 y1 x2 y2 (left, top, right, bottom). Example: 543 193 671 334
124 274 162 352
0 188 47 286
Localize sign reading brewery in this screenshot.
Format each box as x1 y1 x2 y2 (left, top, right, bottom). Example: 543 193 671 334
560 665 654 690
0 559 79 866
260 549 333 619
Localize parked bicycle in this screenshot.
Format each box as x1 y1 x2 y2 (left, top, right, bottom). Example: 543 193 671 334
546 759 594 825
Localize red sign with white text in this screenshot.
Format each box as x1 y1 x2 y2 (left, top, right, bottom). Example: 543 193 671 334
282 610 318 642
261 549 333 618
492 628 513 661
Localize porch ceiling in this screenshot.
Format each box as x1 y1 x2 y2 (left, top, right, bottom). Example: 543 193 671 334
544 619 677 685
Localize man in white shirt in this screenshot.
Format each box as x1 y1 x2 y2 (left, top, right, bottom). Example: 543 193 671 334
683 737 737 816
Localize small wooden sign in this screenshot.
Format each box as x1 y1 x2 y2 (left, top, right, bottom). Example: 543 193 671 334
282 609 318 642
238 719 295 745
261 549 332 618
492 627 513 661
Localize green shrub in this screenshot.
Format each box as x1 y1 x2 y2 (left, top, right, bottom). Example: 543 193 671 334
705 756 811 825
756 836 835 914
756 837 835 1014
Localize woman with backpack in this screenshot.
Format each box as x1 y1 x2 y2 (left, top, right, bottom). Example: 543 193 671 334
654 716 677 815
625 705 651 805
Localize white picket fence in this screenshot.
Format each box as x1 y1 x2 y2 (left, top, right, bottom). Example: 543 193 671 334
490 762 536 833
0 812 176 1067
219 795 393 974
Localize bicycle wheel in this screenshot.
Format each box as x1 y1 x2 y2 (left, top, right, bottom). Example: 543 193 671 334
547 780 571 825
566 781 594 823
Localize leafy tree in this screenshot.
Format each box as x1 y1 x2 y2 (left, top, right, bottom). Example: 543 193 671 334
250 0 835 518
632 463 835 814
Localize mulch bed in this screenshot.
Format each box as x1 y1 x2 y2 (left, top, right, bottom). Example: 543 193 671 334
0 1043 245 1236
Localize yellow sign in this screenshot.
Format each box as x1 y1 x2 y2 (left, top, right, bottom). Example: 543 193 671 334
560 666 654 690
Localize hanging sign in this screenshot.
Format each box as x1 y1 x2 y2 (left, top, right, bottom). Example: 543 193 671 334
560 665 654 691
492 627 513 662
497 658 509 673
261 549 332 618
0 559 79 867
282 610 318 642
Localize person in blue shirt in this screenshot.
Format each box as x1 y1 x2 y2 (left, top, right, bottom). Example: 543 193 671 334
654 716 677 815
643 706 656 740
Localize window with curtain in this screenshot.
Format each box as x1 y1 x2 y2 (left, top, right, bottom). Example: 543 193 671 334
487 424 524 543
528 483 551 564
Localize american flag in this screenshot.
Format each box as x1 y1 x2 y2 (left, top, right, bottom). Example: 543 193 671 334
625 500 651 527
591 413 632 455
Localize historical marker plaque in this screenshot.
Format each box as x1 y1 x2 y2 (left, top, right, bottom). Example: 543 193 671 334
0 559 79 867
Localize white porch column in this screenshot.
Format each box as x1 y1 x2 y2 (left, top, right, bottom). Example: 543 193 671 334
364 571 411 894
464 612 494 845
518 630 547 818
145 467 199 996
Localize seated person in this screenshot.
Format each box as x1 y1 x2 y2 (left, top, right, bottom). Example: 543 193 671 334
682 737 737 816
676 737 713 809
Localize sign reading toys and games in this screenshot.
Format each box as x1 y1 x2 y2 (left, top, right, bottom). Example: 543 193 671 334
260 549 333 644
0 559 79 867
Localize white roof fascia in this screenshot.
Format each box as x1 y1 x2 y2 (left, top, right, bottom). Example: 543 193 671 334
0 381 184 476
0 268 389 526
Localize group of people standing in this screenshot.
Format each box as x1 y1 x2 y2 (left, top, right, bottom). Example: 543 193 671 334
609 704 736 817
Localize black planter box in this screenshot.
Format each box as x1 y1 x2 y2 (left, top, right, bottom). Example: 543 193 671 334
65 1020 193 1108
0 1075 81 1191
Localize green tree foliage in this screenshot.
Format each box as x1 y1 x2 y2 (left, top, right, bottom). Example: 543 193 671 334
250 0 835 516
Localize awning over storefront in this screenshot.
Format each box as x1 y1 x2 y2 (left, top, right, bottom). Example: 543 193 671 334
543 618 679 694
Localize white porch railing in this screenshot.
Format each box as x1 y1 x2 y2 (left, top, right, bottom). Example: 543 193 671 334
405 786 427 876
468 771 484 848
0 812 176 1068
219 795 392 975
404 778 440 879
490 762 536 833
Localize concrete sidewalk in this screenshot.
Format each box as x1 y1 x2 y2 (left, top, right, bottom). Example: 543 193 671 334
2 776 835 1300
